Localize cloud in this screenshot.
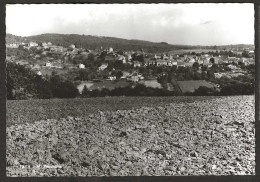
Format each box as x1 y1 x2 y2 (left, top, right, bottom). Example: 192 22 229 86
6 3 254 45
201 20 213 25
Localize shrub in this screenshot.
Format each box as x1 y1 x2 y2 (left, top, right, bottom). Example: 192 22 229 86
7 62 53 99
193 86 217 96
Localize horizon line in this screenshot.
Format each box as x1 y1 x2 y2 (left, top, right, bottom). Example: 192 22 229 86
6 32 255 47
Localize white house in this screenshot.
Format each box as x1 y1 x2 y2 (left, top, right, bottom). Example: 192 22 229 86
171 60 178 66
214 73 222 79
41 42 48 48
16 60 29 66
238 58 247 64
109 47 113 53
117 55 126 63
138 74 144 80
248 58 255 65
37 71 42 76
249 50 254 56
227 64 238 70
98 63 108 71
162 55 170 60
144 59 156 66
28 42 38 47
70 44 76 49
156 59 171 66
42 51 48 55
108 76 116 81
154 54 161 60
121 71 130 78
32 64 41 70
126 54 132 61
7 43 19 48
45 61 52 67
127 75 139 82
227 57 238 63
78 64 85 69
196 60 202 64
202 57 210 64
187 57 195 63
133 61 141 67
35 54 41 59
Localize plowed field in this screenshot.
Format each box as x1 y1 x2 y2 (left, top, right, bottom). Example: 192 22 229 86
6 96 255 176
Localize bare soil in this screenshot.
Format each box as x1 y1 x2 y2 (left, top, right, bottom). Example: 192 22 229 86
6 96 255 176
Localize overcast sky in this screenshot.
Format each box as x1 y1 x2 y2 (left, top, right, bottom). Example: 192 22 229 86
6 3 254 45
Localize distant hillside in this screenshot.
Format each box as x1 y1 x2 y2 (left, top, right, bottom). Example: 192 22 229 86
6 33 197 52
6 34 28 44
6 33 254 53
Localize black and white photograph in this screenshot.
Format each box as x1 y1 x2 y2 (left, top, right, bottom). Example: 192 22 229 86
5 3 255 176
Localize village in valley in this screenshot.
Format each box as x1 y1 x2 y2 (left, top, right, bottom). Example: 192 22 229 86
6 35 255 97
5 4 256 177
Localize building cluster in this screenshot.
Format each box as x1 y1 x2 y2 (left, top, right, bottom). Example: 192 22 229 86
94 49 255 70
6 41 92 73
6 41 255 81
143 53 254 67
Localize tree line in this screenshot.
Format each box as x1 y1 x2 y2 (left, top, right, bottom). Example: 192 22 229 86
7 62 78 100
7 62 254 100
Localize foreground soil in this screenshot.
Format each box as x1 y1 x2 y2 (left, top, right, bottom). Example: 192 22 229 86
7 96 220 126
6 96 255 176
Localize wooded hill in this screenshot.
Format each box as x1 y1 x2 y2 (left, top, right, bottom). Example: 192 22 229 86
6 33 254 53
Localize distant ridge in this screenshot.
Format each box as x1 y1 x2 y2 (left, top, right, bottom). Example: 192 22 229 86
6 33 254 53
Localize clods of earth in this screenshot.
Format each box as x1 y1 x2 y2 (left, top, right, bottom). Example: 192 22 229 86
6 96 255 176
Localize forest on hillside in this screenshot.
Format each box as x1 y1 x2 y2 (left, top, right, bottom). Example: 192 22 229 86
6 33 254 53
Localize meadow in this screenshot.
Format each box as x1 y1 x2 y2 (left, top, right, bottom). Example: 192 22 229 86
176 80 215 93
139 80 163 89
